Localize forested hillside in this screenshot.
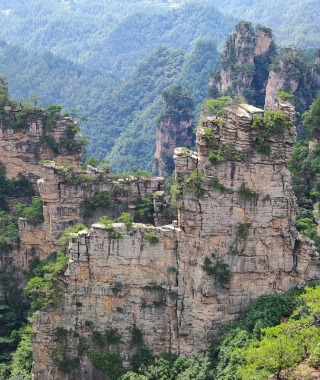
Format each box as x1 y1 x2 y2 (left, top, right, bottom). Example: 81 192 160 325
213 0 320 48
0 1 234 75
1 0 320 170
0 1 234 170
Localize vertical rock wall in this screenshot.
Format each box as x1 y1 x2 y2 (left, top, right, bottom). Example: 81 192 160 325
210 22 320 112
32 102 320 379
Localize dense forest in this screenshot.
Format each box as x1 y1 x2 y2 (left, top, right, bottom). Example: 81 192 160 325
1 0 320 171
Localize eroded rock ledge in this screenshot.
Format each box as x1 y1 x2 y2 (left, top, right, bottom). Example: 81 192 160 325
32 103 320 379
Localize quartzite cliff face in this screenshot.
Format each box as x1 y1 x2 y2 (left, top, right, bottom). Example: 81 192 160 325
153 86 194 178
31 101 319 380
210 22 320 113
1 26 320 379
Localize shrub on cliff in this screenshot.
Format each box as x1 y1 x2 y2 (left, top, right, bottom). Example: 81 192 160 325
59 224 88 249
121 353 214 380
303 92 320 138
15 198 44 225
25 252 68 311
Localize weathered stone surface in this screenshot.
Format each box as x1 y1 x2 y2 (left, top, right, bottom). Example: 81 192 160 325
32 102 320 379
210 23 275 104
210 23 320 112
0 112 80 180
153 89 194 178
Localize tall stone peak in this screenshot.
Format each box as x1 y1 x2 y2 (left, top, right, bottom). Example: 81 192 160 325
210 21 276 106
153 85 194 178
31 101 320 379
210 22 320 114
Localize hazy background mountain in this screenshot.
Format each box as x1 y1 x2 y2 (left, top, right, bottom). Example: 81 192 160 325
0 0 319 172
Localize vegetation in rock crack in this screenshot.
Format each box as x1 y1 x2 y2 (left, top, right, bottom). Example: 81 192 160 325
25 252 69 311
251 110 291 154
202 257 232 284
15 198 44 226
144 233 160 244
238 183 256 200
289 93 320 250
59 224 88 249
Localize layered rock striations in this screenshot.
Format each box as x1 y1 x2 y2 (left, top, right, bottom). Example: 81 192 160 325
17 162 165 267
32 102 320 379
153 86 194 178
0 108 81 181
210 22 276 106
210 22 320 113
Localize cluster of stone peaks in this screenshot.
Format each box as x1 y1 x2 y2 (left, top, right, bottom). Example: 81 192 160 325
210 21 320 112
1 21 320 378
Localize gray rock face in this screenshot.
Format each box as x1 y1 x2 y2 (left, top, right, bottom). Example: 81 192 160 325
32 103 320 380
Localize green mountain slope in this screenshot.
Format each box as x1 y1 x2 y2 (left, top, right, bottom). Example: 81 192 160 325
0 1 235 76
108 39 219 173
213 0 320 48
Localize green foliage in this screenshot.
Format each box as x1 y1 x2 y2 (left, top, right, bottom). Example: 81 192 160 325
25 252 68 311
170 183 183 199
54 327 68 342
278 91 294 101
53 349 80 374
202 257 231 284
251 110 291 154
303 92 320 138
106 328 121 345
81 191 111 218
92 331 105 348
96 216 115 232
59 123 87 154
40 135 59 153
211 288 304 378
202 128 216 146
131 326 144 346
311 342 320 367
144 233 160 244
89 351 124 380
59 224 88 249
209 285 320 379
56 164 92 186
0 166 34 212
252 110 290 135
131 348 154 372
208 143 241 164
15 198 44 225
208 149 225 164
134 198 154 224
116 212 133 228
159 85 194 124
210 179 228 193
183 169 205 198
0 211 19 249
236 223 251 239
10 328 33 378
81 157 99 169
238 183 256 200
252 111 292 154
288 95 320 249
201 96 236 116
122 353 214 380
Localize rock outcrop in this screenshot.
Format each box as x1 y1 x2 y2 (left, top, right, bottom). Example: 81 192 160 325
32 102 320 379
210 22 276 107
153 86 194 178
210 22 320 113
0 110 81 181
16 162 165 268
